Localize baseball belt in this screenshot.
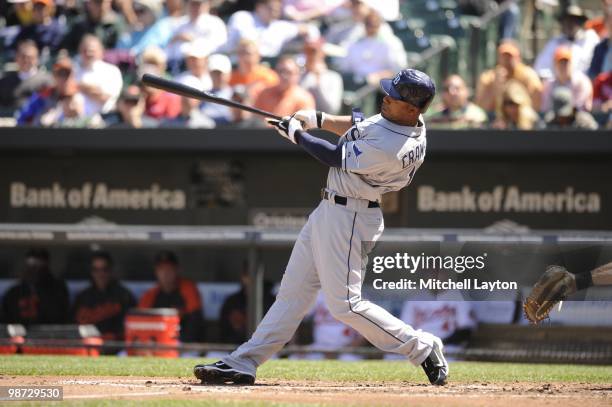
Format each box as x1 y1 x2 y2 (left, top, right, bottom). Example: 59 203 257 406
321 189 380 208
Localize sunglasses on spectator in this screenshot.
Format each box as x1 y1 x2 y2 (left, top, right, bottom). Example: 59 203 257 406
92 266 111 272
54 68 71 78
503 99 518 106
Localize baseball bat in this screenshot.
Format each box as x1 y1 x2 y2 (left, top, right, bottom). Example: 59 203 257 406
141 73 283 120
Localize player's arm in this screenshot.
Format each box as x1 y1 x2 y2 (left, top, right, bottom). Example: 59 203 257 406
293 109 353 137
267 117 342 167
583 261 612 287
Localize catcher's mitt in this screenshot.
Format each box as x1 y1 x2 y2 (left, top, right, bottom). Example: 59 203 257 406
523 265 576 324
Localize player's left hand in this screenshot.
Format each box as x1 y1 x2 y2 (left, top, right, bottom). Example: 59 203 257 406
523 265 577 324
266 116 303 144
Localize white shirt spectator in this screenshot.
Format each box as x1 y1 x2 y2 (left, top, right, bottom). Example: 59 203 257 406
341 35 406 79
541 71 593 112
166 13 227 61
300 68 343 113
74 59 123 116
176 71 212 92
362 0 399 21
533 29 601 79
225 10 318 57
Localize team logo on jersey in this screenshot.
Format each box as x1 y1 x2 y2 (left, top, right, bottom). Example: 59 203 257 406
393 73 402 86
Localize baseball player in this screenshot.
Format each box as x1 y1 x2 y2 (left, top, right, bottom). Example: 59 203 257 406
194 68 449 386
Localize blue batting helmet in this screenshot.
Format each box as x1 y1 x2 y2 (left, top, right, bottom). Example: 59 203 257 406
380 69 436 112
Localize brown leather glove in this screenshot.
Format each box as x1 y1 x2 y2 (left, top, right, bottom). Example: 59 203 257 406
523 265 576 324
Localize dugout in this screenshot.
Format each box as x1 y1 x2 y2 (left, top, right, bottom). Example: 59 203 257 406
0 128 611 342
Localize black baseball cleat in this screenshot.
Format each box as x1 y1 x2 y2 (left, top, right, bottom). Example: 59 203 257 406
194 361 255 385
421 338 449 385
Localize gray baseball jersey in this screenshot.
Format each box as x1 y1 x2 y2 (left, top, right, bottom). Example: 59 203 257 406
327 113 427 202
222 112 438 378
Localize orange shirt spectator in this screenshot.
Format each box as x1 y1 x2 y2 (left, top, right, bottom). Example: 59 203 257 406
475 40 543 113
228 39 279 99
138 251 204 342
254 55 315 118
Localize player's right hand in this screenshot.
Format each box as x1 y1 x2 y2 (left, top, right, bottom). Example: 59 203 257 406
293 110 325 130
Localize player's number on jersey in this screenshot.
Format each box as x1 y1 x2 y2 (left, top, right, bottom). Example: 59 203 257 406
406 166 416 184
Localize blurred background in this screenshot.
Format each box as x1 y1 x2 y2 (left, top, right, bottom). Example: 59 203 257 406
0 0 611 363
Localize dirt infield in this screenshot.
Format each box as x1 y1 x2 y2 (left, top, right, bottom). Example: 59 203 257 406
1 376 611 406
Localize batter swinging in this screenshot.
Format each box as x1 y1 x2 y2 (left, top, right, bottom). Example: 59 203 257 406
194 68 449 386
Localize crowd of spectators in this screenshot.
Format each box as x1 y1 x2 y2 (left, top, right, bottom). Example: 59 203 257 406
0 248 208 343
0 0 609 130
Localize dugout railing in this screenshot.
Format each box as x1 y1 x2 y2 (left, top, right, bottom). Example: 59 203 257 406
2 223 612 336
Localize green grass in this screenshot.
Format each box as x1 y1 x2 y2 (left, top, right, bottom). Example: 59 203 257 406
1 355 611 383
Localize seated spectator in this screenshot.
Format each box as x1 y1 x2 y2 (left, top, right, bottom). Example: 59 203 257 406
475 40 542 113
544 86 598 130
130 0 188 55
139 46 182 119
300 37 343 114
116 0 164 56
0 40 52 113
72 251 136 341
160 86 216 128
219 264 275 344
253 55 315 117
166 0 227 63
592 71 612 113
225 85 268 128
588 6 611 79
229 39 279 99
492 80 540 130
224 0 318 57
17 56 74 125
74 34 123 116
533 5 600 79
428 74 488 129
541 46 593 114
1 248 69 325
60 0 125 54
201 53 234 125
138 251 205 342
10 0 66 55
176 40 213 91
324 0 394 51
40 79 104 127
4 0 34 27
340 9 406 85
104 85 158 127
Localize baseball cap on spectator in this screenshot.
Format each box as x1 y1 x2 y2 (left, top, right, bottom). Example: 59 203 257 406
208 54 232 74
7 0 29 3
559 4 588 21
32 0 54 6
554 46 572 62
551 87 574 117
53 58 73 76
498 41 520 57
155 250 179 265
133 0 162 16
